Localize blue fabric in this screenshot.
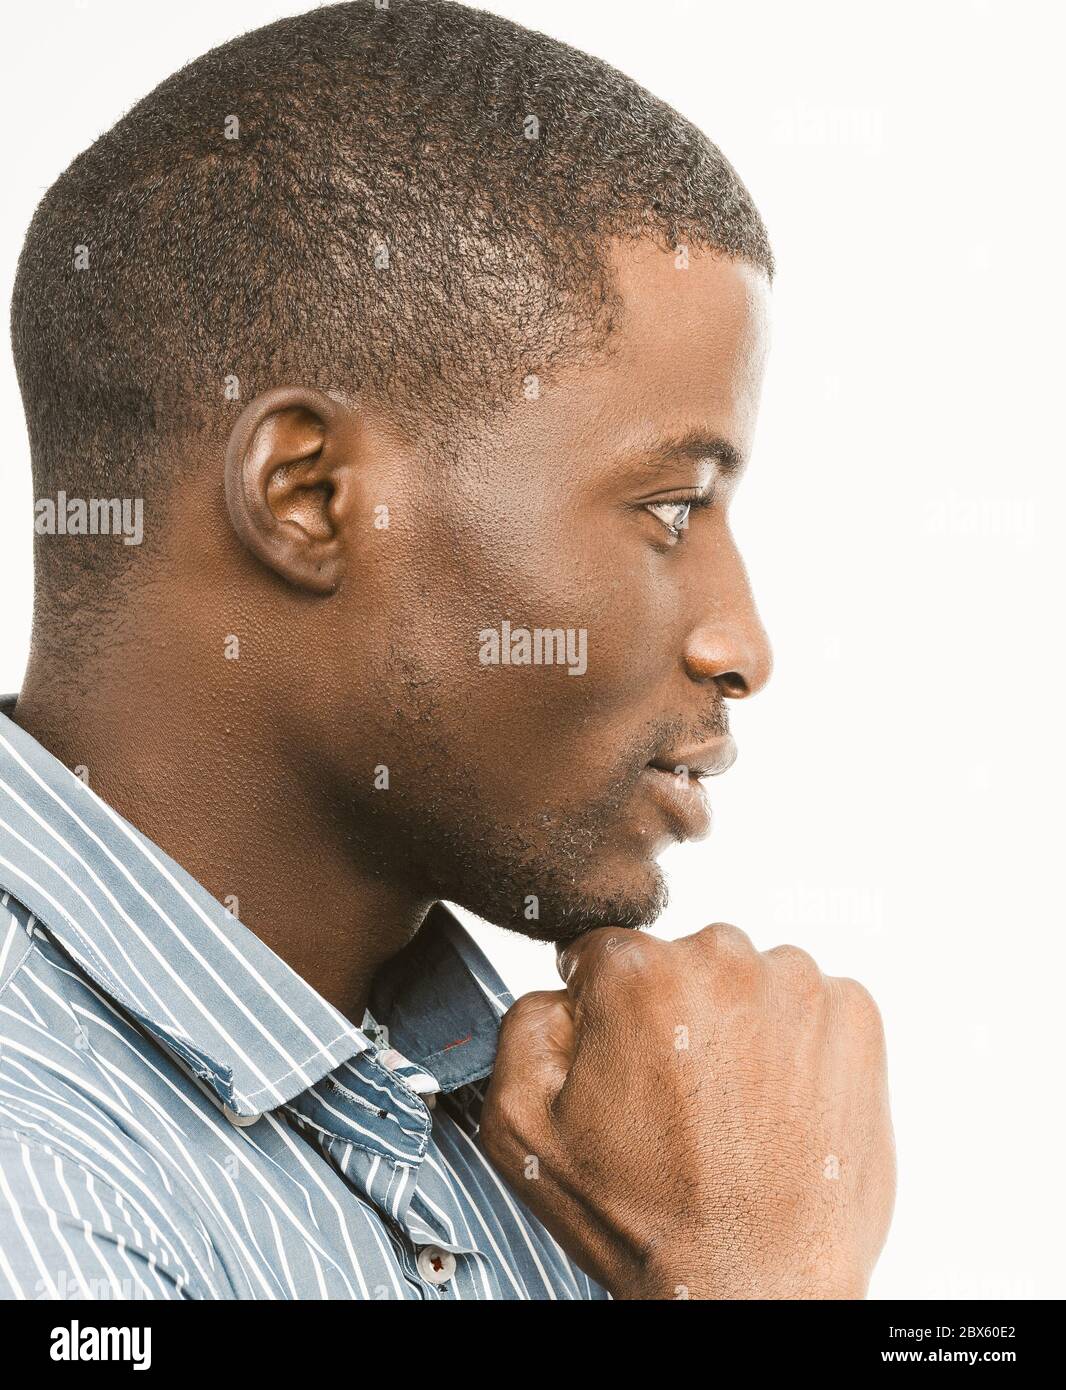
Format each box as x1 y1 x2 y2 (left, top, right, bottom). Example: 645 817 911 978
0 704 606 1299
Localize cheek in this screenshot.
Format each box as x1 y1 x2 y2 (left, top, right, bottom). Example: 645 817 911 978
459 531 654 694
447 547 680 786
361 485 681 768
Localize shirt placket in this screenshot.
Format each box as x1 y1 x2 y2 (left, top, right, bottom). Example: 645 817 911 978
284 1050 481 1298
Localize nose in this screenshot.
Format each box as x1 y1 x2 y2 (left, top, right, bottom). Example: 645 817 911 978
681 555 773 700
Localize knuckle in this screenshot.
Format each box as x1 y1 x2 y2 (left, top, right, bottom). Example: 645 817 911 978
833 976 887 1042
577 925 625 957
659 925 760 1016
693 921 757 957
557 926 623 982
763 943 824 992
836 974 881 1017
688 922 760 987
577 928 669 992
598 931 661 978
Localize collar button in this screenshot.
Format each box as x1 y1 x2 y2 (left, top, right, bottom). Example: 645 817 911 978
221 1103 261 1128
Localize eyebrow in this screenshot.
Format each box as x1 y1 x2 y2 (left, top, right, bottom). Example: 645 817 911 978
620 429 746 477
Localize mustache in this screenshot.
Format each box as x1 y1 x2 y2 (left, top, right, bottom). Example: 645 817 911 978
644 702 731 757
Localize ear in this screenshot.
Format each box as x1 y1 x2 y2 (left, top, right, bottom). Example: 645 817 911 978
223 386 358 594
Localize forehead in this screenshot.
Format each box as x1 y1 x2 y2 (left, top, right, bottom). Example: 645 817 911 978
452 238 771 486
593 237 771 457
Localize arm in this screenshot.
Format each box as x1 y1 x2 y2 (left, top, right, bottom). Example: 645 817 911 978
0 1128 209 1300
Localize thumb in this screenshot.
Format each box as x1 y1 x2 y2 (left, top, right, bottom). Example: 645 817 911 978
490 989 575 1106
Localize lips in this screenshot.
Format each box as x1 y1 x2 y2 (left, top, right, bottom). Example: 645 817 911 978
648 734 737 779
640 735 737 842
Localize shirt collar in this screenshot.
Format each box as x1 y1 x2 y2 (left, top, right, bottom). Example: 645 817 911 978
0 699 510 1121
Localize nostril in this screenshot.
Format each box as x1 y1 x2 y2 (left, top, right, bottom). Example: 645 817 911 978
718 671 750 699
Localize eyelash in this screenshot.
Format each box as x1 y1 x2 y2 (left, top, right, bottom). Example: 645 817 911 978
644 490 715 540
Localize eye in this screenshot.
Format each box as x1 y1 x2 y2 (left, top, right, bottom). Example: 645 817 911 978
645 500 692 537
640 488 716 542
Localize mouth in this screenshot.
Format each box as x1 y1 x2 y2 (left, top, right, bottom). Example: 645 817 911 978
639 735 737 843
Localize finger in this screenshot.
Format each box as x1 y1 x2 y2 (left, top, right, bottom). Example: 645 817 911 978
555 925 664 1002
491 989 576 1106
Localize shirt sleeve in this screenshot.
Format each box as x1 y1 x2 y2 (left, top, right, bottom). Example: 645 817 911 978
0 1128 214 1300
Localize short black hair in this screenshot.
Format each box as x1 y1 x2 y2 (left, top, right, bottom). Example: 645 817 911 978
12 0 772 593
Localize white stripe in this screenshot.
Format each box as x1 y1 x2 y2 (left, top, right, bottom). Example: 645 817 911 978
0 723 601 1300
0 736 366 1097
448 1119 561 1299
0 908 25 979
423 1149 527 1299
0 1148 56 1296
0 803 313 1108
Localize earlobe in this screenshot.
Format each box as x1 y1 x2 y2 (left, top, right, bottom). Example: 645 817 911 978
224 386 355 595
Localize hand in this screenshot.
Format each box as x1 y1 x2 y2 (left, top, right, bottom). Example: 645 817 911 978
480 923 896 1299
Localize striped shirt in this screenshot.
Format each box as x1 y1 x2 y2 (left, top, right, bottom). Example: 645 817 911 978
0 702 607 1300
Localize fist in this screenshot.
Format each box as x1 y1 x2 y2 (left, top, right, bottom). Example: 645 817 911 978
480 923 896 1299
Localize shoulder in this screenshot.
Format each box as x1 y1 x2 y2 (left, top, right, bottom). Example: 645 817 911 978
0 1123 228 1299
0 901 231 1300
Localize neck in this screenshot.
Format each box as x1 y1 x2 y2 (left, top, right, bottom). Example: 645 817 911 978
13 646 431 1025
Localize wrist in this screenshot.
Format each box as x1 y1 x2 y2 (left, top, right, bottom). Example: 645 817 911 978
622 1237 869 1301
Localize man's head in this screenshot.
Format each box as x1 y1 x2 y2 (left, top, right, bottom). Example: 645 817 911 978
12 0 773 939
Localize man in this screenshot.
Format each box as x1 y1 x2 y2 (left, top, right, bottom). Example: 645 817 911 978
0 0 894 1299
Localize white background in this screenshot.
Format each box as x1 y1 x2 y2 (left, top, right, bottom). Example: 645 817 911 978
2 1 1063 1300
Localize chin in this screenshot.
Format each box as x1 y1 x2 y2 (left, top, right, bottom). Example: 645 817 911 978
474 855 670 944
